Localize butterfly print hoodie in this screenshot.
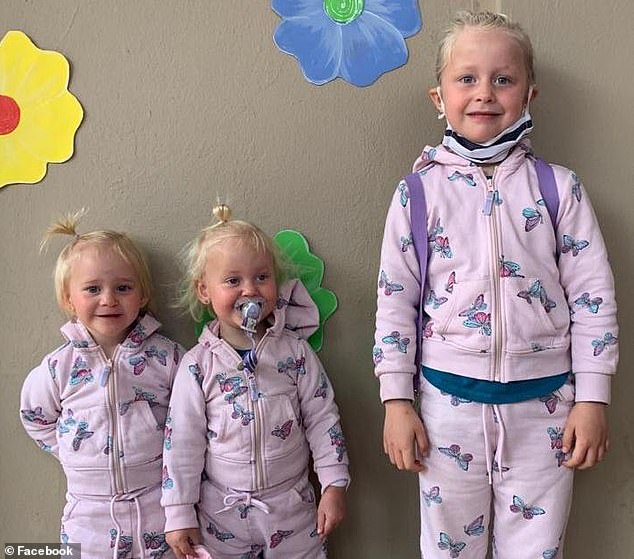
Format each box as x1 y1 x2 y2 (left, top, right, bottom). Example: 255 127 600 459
20 314 182 496
374 140 618 404
161 279 350 532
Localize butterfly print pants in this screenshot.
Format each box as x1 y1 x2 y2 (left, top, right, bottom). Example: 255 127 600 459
60 484 174 559
197 474 327 558
417 376 575 558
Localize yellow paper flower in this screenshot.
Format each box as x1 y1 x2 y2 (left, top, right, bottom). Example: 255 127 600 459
0 30 83 189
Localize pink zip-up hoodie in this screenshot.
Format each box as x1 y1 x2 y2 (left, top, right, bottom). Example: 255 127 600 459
161 279 350 532
374 141 618 404
20 314 182 496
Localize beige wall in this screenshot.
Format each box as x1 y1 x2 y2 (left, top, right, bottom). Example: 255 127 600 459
2 1 632 557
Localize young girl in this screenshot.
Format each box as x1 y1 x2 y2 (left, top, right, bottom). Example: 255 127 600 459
374 11 618 559
162 205 349 559
20 212 182 559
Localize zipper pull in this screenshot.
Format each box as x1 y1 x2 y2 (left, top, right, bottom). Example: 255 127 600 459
100 364 112 387
483 191 495 216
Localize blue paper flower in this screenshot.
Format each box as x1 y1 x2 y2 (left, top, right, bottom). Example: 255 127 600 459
272 0 422 87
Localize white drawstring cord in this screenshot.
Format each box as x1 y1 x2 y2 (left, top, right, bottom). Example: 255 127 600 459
215 489 271 515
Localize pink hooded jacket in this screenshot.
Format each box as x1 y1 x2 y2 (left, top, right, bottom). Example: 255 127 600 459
161 279 350 532
374 141 618 404
20 314 182 496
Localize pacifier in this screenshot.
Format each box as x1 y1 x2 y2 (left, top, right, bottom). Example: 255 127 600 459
235 297 264 333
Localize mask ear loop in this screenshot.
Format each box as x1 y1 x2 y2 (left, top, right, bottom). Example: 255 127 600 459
524 85 534 114
436 86 446 120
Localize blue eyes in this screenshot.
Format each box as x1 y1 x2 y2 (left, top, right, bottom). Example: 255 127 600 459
83 285 133 294
458 75 512 85
225 274 271 287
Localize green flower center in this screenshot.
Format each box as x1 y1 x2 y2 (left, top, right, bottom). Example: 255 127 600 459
0 94 21 135
323 0 364 24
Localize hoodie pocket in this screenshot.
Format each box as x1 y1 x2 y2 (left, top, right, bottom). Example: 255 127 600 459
118 399 164 465
503 277 569 354
433 279 492 353
259 394 304 461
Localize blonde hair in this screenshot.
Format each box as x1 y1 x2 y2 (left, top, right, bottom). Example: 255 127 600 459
180 204 288 322
435 11 535 85
41 210 154 317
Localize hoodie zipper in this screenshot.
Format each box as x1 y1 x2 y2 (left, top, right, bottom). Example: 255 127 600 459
103 348 124 494
482 171 504 382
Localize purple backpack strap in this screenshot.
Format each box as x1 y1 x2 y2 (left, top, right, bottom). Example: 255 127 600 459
534 158 559 227
403 172 428 390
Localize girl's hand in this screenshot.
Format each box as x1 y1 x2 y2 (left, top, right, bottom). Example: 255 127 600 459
165 528 202 559
383 399 429 472
317 485 346 539
562 402 609 469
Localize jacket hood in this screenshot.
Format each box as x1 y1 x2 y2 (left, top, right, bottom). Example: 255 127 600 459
60 313 162 350
412 139 534 174
199 278 320 344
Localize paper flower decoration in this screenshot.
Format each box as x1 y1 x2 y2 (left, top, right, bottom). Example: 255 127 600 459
195 230 337 352
272 0 422 87
0 30 83 189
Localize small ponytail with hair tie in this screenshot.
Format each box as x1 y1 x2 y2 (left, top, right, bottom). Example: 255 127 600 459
40 208 87 253
212 203 232 225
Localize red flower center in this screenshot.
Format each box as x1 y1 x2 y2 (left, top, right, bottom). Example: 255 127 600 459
0 94 21 135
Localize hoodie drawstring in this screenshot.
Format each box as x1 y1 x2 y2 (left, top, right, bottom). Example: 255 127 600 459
215 488 271 515
109 494 145 559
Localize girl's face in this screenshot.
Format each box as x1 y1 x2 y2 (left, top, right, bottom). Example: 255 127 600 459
65 243 147 355
430 27 536 144
196 239 278 346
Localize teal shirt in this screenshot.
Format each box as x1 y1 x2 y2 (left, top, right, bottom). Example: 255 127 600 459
422 366 569 404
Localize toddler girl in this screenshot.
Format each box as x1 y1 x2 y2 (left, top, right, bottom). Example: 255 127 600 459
162 205 349 559
374 11 618 559
21 212 182 558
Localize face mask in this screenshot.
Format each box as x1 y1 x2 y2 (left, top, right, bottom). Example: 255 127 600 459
437 86 534 164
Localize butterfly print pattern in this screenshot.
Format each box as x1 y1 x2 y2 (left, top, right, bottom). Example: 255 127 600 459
328 424 347 463
270 530 293 549
426 290 448 309
440 391 472 407
69 356 93 386
21 406 52 425
145 345 168 366
238 504 254 519
448 170 477 187
574 292 603 314
438 532 466 558
128 356 147 376
522 207 544 232
207 521 235 542
592 332 617 356
164 415 172 450
400 233 413 252
438 444 473 471
109 528 133 559
432 235 453 259
398 182 410 207
372 346 384 365
143 532 170 559
216 372 248 403
458 294 491 336
561 234 589 257
422 486 442 507
517 280 556 313
188 363 204 388
463 515 485 537
271 420 293 440
72 421 94 451
509 495 545 519
314 372 328 398
48 358 58 379
379 270 404 296
277 356 306 377
162 465 173 489
240 545 264 559
124 322 147 347
539 393 559 414
571 173 582 202
231 403 255 426
499 258 525 278
382 331 410 353
445 271 456 293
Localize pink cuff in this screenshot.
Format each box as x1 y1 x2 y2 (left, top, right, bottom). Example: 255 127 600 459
164 504 199 533
379 372 415 402
574 372 611 404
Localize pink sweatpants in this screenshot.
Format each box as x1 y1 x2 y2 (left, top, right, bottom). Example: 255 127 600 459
60 484 173 559
417 376 575 559
197 474 327 559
